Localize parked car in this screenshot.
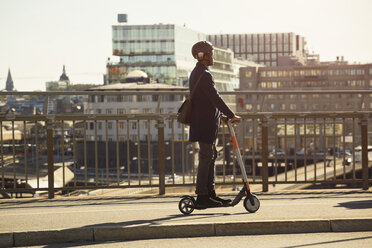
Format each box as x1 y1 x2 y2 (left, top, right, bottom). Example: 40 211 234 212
269 149 285 157
167 174 180 183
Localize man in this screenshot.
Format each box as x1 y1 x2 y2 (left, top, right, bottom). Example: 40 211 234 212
189 41 241 208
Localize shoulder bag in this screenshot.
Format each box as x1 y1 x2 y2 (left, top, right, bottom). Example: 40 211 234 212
176 72 205 125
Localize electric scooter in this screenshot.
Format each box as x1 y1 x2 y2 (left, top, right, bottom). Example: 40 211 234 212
178 117 260 214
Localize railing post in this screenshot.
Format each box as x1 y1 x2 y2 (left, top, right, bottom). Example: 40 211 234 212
261 117 269 192
360 116 369 190
46 118 54 199
157 118 166 195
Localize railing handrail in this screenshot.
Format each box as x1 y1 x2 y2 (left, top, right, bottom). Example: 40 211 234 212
1 89 372 96
1 111 372 121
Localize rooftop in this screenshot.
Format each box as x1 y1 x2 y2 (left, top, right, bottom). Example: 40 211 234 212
87 82 187 91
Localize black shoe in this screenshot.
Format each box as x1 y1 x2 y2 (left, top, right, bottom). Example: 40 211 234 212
196 195 223 208
209 191 232 205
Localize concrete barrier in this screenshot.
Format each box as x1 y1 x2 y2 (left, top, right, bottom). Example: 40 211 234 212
13 228 93 247
94 223 215 241
215 219 330 235
331 218 372 232
0 233 12 248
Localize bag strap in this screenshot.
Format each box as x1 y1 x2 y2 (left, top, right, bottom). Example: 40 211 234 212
189 70 206 101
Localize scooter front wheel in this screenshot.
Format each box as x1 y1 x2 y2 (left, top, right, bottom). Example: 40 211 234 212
243 194 260 213
179 196 195 215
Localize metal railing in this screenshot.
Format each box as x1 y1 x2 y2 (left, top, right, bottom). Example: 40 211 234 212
0 90 371 198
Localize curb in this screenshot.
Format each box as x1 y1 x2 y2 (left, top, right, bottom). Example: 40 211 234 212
2 218 372 247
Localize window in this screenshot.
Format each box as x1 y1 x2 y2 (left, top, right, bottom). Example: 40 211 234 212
89 122 94 130
130 109 138 114
107 96 116 102
119 121 125 129
98 122 102 130
108 122 113 130
167 108 174 113
290 104 296 110
106 109 112 114
246 104 253 110
96 109 101 114
245 71 252 78
118 109 125 114
98 95 104 103
143 108 152 113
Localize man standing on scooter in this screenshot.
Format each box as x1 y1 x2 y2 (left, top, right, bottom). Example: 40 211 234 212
189 41 241 208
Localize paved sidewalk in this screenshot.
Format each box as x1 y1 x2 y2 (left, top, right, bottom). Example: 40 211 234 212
0 189 371 247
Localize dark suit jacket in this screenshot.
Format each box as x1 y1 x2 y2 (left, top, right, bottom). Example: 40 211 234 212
189 62 234 144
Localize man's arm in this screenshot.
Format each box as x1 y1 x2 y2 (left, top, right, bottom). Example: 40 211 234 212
201 72 234 118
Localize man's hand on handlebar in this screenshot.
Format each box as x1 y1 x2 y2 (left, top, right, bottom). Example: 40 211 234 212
231 115 241 124
222 115 242 124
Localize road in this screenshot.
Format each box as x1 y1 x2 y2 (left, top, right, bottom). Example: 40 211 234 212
18 231 372 248
0 190 371 233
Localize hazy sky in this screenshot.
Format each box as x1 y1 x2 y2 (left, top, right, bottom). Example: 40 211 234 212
0 0 371 91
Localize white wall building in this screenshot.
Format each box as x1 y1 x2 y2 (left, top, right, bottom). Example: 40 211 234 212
85 70 188 142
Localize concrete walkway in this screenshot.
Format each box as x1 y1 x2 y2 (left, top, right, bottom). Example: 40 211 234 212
0 189 371 247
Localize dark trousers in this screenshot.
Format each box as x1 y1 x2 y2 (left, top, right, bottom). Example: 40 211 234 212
196 142 217 196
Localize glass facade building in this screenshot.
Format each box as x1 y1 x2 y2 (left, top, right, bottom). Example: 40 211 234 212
110 24 205 86
208 33 307 67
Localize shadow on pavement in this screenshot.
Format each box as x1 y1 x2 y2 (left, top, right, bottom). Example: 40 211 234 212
335 200 372 209
283 235 372 248
38 211 247 248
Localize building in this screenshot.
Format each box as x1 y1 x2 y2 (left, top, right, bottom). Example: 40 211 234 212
108 19 256 111
109 22 205 86
45 65 72 114
239 62 372 112
207 32 307 66
80 71 192 175
85 70 189 142
237 61 372 151
45 65 70 91
4 69 15 92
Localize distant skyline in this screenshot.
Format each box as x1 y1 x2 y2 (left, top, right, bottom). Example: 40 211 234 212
1 0 371 91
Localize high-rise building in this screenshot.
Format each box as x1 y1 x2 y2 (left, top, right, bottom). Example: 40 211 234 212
108 19 248 92
108 19 251 111
207 33 307 66
109 23 205 86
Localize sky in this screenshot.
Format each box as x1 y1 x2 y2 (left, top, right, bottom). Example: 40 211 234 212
0 0 371 91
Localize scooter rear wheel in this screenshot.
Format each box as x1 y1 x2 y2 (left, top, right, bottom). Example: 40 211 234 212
243 194 260 213
179 196 195 214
